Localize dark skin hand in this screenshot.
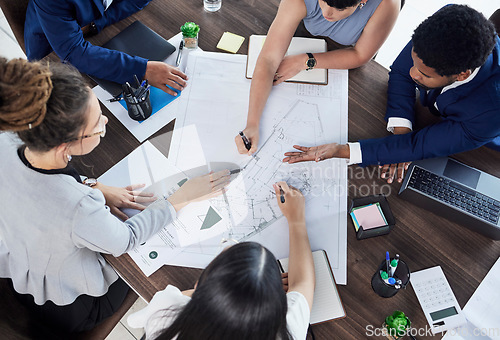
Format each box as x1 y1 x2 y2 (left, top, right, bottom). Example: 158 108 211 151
379 126 412 183
282 143 350 164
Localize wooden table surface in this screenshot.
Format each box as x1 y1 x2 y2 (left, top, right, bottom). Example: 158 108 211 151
70 0 500 339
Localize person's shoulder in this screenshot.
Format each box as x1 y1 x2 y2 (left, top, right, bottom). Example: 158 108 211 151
286 291 310 339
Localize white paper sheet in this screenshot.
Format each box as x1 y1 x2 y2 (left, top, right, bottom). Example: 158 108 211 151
98 141 228 276
442 257 500 340
168 51 349 284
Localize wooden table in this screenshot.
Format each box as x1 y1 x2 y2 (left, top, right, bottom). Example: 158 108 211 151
70 0 500 338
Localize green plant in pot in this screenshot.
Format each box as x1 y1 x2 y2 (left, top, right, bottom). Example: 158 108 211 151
181 22 200 49
384 311 411 339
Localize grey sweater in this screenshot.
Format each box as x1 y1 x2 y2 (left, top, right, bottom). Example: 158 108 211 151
0 135 176 306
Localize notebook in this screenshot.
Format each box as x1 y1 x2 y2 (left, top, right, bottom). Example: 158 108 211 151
90 21 177 97
246 35 328 85
278 250 345 324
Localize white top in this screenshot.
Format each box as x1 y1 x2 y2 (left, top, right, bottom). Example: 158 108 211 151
128 285 311 340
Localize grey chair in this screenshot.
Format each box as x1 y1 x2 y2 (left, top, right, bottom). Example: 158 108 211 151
0 0 29 53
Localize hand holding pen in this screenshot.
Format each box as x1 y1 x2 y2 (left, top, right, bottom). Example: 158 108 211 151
235 126 259 155
273 181 305 225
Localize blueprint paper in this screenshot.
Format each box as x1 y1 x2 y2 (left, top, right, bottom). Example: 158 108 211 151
168 51 348 284
97 141 228 276
442 257 500 340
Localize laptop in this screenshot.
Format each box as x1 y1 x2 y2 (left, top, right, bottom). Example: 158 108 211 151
399 157 500 240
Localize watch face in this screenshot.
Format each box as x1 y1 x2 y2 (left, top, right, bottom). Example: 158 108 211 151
307 58 316 68
84 178 97 187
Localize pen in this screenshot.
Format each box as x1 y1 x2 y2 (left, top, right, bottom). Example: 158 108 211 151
277 260 285 273
133 74 141 88
239 131 251 151
279 186 285 203
230 168 242 175
176 40 184 67
390 258 398 277
386 251 391 277
125 82 145 119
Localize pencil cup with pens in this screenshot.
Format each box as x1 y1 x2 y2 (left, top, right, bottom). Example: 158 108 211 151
371 252 410 298
122 76 152 121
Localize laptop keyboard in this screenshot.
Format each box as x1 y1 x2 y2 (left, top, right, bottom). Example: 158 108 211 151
408 166 500 224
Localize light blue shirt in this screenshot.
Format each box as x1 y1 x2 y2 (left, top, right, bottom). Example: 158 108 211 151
0 135 176 305
303 0 382 46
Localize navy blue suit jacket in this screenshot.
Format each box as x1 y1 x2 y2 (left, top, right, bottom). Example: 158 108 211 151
359 38 500 166
25 0 152 84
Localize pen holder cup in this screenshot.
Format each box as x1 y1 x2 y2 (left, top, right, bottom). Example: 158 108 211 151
350 194 395 240
125 89 152 121
371 259 410 298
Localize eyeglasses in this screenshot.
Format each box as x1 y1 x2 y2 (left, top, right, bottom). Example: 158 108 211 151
67 115 106 142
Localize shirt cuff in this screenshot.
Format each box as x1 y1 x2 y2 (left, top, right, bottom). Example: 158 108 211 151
387 117 413 133
347 142 362 165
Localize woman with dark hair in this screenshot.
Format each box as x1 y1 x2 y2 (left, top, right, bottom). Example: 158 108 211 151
236 0 401 155
128 182 315 340
0 58 229 333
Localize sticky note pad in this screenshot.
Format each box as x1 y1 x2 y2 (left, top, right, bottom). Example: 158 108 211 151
351 204 387 230
217 32 245 53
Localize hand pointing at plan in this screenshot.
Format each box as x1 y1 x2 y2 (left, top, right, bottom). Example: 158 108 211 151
282 144 350 164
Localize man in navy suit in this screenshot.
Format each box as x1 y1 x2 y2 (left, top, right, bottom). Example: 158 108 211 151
25 0 186 96
282 5 500 183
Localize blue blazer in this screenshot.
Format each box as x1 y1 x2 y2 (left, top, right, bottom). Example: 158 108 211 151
359 37 500 166
25 0 152 84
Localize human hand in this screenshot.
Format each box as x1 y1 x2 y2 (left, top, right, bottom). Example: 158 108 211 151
273 54 308 85
273 181 305 223
144 61 188 96
282 143 350 164
167 170 231 212
379 127 412 184
235 125 259 155
281 272 289 292
95 183 157 221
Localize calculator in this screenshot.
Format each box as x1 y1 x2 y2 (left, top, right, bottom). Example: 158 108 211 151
410 266 466 334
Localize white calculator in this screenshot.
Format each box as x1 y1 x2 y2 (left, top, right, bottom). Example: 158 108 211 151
410 266 466 334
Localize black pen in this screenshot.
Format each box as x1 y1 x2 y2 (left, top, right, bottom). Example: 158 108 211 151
133 74 141 88
277 260 285 273
239 131 251 151
279 186 285 203
176 40 184 67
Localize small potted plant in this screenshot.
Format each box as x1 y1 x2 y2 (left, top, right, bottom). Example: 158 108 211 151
181 22 200 49
383 310 411 339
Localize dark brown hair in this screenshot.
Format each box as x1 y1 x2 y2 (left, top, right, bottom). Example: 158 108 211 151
0 58 90 152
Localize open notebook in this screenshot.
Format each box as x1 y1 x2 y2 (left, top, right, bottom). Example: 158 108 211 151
246 35 328 85
278 250 345 324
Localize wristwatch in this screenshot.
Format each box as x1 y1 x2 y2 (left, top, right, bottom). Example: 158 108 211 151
305 53 316 71
83 22 98 37
83 178 98 187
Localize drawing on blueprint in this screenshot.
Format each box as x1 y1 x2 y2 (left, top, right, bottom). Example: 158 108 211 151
209 99 339 241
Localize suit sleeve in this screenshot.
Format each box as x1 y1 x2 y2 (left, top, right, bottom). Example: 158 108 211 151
359 116 493 166
33 0 148 84
385 41 418 126
71 189 177 256
93 0 152 30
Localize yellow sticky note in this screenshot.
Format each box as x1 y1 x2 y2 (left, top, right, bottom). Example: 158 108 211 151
216 32 245 53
